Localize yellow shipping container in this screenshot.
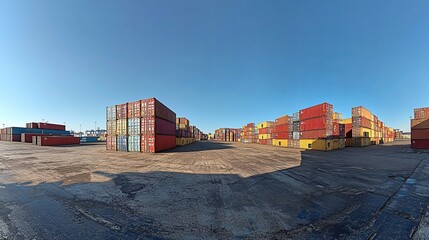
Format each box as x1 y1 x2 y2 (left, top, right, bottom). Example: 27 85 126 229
353 127 374 138
272 139 288 147
340 118 352 124
300 139 314 149
257 121 274 129
332 112 343 120
258 134 271 140
116 119 127 135
178 124 188 130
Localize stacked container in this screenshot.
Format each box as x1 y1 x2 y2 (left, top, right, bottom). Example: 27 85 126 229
106 106 117 150
0 125 71 144
106 98 176 153
272 115 291 147
289 112 300 148
351 106 394 146
176 117 196 146
298 103 334 149
242 123 258 143
257 121 274 145
411 107 429 149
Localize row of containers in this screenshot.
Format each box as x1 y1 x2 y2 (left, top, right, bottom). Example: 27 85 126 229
214 102 396 151
0 122 80 146
411 107 429 149
106 97 208 153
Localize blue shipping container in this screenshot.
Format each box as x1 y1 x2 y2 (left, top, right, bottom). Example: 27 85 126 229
80 136 99 143
117 136 128 151
9 127 70 135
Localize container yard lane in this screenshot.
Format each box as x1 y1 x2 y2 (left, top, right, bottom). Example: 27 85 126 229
0 140 429 239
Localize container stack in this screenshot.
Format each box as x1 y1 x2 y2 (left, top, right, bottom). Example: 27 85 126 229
289 112 300 148
257 121 274 145
0 123 78 146
350 106 394 146
214 128 239 142
411 107 429 149
242 123 258 143
176 117 196 146
106 98 177 153
272 115 292 147
106 106 117 151
116 103 128 152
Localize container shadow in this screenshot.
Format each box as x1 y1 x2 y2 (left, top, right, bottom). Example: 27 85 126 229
164 141 235 153
1 141 427 239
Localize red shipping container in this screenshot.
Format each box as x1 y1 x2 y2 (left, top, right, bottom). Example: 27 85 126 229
259 128 268 134
353 117 372 129
106 136 116 150
300 130 329 139
38 123 66 131
141 98 176 124
37 136 80 146
116 103 128 119
259 139 268 145
127 100 141 118
141 135 176 153
21 133 48 143
141 117 176 135
275 116 291 125
414 107 429 120
247 123 255 128
275 132 289 139
26 122 39 128
300 116 329 131
274 124 290 133
411 139 429 149
411 129 429 140
299 102 333 120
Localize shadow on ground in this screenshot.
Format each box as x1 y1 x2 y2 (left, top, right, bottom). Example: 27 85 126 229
164 141 235 153
0 142 428 239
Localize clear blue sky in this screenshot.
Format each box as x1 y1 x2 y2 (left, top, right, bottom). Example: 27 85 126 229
1 1 428 133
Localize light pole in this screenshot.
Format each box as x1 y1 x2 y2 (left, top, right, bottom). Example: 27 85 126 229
80 124 82 137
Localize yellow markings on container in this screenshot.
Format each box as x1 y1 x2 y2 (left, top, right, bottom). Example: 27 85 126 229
258 134 271 140
272 139 288 147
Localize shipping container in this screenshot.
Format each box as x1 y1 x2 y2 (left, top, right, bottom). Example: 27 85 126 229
352 117 372 129
411 129 429 140
80 136 99 143
106 120 117 135
142 98 176 123
38 123 66 131
116 103 128 119
411 119 429 130
272 139 288 147
300 103 333 120
128 118 141 135
257 121 274 129
352 106 373 121
37 136 80 146
300 130 331 139
300 116 330 131
128 135 141 152
414 107 429 120
106 136 116 151
106 106 117 121
117 136 128 151
116 119 127 135
21 133 48 143
127 100 141 119
258 134 271 140
141 135 176 153
411 139 429 149
26 122 39 129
